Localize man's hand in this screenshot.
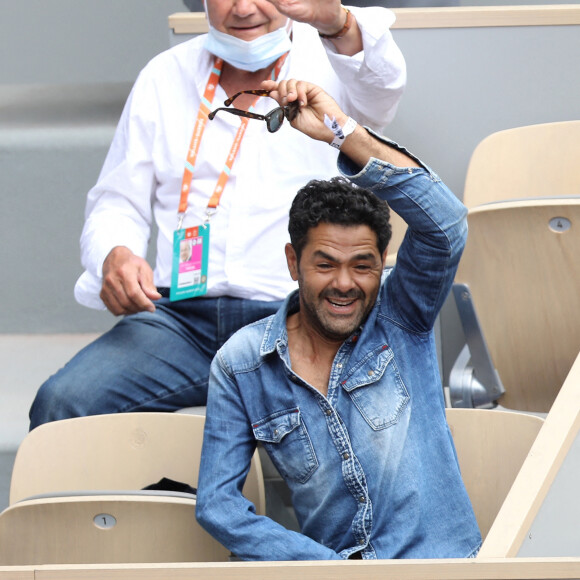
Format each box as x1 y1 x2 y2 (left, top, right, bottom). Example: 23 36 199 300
262 79 350 144
262 79 420 169
100 246 161 315
266 0 361 55
266 0 343 34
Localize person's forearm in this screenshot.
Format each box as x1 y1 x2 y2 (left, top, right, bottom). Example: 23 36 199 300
340 123 420 170
197 359 343 562
317 7 363 57
263 80 413 169
339 129 467 331
337 128 466 241
320 7 406 129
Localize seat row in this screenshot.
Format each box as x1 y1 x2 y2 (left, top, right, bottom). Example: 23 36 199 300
0 406 545 565
1 120 580 566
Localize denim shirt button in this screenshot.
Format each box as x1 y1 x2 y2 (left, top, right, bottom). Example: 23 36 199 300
325 409 332 416
342 452 350 460
359 496 365 503
367 370 374 376
359 538 365 545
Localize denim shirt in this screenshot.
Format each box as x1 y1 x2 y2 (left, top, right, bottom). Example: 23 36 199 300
196 131 482 561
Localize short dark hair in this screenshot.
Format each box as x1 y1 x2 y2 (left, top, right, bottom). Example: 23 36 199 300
288 177 391 261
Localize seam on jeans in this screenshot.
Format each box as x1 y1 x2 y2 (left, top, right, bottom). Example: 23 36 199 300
119 377 209 413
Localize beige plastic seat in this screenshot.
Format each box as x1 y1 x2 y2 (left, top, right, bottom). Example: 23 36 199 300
454 198 580 413
9 412 264 510
389 121 580 265
0 494 220 565
0 412 264 565
446 408 544 540
385 211 407 266
463 120 580 209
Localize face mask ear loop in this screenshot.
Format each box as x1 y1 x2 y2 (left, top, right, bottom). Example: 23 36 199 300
203 0 218 36
285 18 294 39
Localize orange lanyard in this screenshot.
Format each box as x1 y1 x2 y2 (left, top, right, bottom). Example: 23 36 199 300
177 54 288 229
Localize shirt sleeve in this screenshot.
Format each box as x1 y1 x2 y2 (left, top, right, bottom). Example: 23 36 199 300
74 69 158 309
337 129 468 332
321 6 406 129
196 353 343 561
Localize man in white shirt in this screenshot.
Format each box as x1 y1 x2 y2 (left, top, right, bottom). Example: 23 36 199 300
29 0 406 429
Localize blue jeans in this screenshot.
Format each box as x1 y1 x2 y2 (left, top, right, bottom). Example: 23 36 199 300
29 296 282 430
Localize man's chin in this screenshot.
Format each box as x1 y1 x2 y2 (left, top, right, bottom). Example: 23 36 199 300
319 316 361 342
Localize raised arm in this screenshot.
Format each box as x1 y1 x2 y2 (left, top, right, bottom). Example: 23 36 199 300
263 78 467 332
262 78 419 169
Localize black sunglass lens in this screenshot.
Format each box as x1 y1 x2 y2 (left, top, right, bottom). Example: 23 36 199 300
266 108 285 133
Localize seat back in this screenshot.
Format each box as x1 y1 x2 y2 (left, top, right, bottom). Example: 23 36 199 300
0 494 230 565
455 198 580 412
446 408 544 540
9 412 265 514
385 211 407 266
463 120 580 209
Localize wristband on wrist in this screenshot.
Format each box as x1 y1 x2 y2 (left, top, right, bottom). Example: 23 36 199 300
324 115 357 150
318 6 353 40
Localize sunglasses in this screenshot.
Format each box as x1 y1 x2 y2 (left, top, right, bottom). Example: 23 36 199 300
208 89 300 133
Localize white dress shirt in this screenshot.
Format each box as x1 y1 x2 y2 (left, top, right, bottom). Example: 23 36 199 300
75 7 406 309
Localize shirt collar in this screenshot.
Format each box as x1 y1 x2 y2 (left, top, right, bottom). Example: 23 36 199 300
261 290 299 357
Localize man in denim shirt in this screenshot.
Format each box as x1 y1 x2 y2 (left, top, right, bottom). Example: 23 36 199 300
196 79 482 560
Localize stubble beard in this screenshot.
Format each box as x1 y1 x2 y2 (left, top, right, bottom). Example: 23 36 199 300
299 286 371 343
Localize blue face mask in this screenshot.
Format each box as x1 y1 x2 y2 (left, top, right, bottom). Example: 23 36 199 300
204 22 292 73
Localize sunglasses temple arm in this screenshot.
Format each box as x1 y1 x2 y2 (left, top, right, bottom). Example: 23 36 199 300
225 89 271 107
208 108 266 121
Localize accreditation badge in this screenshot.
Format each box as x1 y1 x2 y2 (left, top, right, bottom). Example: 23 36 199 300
170 225 210 301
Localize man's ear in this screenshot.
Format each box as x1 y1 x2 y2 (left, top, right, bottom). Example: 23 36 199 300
285 243 299 281
382 247 389 268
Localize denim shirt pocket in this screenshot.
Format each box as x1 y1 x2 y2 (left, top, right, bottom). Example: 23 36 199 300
252 408 319 484
342 346 410 430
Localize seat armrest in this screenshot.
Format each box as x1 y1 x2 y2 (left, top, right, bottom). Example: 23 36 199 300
449 283 505 408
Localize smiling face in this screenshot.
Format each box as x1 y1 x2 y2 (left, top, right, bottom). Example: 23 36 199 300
205 0 288 41
286 223 387 343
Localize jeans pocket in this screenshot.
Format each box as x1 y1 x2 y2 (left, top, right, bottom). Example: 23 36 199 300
252 407 318 484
